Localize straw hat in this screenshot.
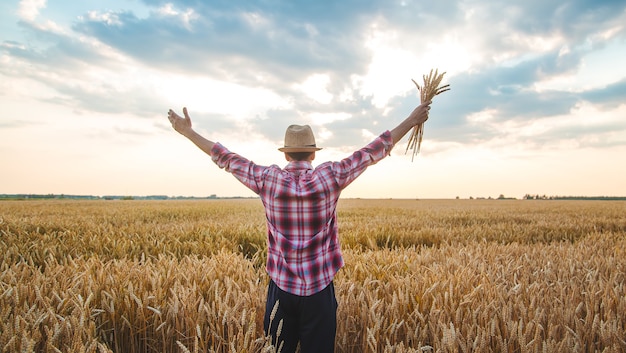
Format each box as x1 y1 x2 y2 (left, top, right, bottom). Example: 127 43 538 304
278 124 322 152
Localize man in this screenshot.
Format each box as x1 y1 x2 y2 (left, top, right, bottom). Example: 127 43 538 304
167 101 431 352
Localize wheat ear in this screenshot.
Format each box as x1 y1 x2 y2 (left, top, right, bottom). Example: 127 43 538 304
406 69 450 160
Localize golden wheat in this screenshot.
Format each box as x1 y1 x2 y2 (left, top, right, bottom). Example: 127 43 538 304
1 199 624 352
407 69 451 160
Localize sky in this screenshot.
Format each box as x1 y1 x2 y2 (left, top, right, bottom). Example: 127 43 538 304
1 0 625 199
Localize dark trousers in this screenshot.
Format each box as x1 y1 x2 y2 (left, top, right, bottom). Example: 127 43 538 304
263 280 338 353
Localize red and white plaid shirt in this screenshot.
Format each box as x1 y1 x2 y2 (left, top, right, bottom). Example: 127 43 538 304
210 131 394 296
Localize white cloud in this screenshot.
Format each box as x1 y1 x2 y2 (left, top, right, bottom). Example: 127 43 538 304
160 74 292 119
241 11 271 28
467 109 497 124
84 10 123 26
17 0 46 21
463 101 626 153
15 0 66 34
418 31 480 76
156 3 197 29
295 73 334 104
534 38 626 92
355 22 473 109
309 112 351 125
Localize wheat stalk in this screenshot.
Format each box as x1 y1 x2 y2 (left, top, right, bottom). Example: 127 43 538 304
406 69 450 160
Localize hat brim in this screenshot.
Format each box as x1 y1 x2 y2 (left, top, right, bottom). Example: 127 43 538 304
278 146 322 152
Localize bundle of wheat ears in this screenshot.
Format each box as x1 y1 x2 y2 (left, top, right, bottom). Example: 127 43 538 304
406 69 450 160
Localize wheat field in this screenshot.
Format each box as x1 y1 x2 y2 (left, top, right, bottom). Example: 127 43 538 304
1 199 625 352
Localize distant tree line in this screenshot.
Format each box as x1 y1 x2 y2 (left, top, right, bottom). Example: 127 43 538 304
462 194 626 201
2 194 624 201
0 194 257 200
522 194 626 200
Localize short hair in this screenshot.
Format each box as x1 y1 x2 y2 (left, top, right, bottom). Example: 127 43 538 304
286 151 314 161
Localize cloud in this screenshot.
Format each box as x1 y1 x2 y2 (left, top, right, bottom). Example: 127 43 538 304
2 0 626 153
0 119 38 129
583 78 626 108
17 0 46 21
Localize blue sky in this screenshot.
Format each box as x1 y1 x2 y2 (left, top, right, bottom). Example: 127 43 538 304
1 0 625 198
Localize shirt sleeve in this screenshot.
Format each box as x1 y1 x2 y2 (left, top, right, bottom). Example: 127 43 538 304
209 143 268 195
327 130 394 190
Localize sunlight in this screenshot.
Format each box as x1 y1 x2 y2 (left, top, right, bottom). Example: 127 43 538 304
308 111 351 125
358 26 418 107
422 35 475 74
357 26 473 108
158 73 292 119
295 74 333 104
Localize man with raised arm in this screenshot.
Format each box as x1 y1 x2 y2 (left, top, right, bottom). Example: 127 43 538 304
167 100 431 353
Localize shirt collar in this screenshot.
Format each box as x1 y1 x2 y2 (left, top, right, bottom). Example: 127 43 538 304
285 160 313 172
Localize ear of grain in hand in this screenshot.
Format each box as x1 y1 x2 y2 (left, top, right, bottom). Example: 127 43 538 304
407 69 451 160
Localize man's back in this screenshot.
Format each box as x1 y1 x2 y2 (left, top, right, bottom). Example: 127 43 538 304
209 131 394 295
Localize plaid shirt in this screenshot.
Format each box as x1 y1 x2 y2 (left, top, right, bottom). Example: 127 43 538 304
210 131 394 296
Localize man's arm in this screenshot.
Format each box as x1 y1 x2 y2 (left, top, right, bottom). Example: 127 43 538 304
168 107 215 155
389 101 432 146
